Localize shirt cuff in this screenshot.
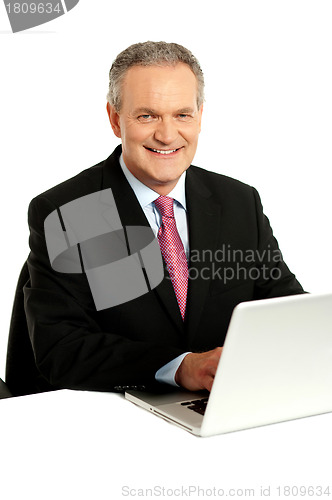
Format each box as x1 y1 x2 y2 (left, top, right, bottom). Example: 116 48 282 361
155 352 191 387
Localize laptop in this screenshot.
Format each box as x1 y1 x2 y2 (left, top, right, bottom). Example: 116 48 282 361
125 292 332 436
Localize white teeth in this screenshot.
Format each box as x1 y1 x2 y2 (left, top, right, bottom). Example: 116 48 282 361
150 148 177 155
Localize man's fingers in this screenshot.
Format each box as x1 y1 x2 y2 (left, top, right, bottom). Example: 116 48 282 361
202 374 215 392
175 346 223 392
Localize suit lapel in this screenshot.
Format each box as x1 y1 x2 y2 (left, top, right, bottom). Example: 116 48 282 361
101 146 185 335
185 168 221 344
101 146 149 228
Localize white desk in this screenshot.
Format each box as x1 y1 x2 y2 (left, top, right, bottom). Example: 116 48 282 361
1 389 331 500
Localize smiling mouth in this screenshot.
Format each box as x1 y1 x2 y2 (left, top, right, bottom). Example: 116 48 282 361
144 146 183 155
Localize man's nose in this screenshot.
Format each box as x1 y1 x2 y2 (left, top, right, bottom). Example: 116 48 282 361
154 118 178 144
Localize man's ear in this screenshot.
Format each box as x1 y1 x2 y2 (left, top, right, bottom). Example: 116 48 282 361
106 102 121 138
198 104 203 132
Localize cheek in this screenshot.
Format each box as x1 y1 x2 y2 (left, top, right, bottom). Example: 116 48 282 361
185 132 200 149
182 123 201 142
126 124 152 145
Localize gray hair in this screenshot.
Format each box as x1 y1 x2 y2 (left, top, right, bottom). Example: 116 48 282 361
107 41 205 112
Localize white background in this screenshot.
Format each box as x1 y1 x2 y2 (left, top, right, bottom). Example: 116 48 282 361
1 0 331 381
0 0 331 489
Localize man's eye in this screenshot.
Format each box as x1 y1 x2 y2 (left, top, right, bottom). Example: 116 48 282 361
178 114 192 120
138 115 153 121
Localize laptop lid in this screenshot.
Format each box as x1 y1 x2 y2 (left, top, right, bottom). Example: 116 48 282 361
200 292 332 436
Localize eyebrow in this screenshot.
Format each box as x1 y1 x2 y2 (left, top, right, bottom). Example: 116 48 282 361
134 108 157 115
177 107 195 114
133 107 196 115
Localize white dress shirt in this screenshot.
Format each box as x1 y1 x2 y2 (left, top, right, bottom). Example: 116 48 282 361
119 154 190 386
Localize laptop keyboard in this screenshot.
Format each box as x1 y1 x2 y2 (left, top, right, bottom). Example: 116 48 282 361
181 397 209 416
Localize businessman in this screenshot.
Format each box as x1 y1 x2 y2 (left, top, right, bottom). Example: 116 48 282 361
23 41 304 395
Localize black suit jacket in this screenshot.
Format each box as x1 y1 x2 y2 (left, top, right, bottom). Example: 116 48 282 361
23 145 304 393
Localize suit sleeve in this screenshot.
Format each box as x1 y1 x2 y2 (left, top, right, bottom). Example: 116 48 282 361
24 195 184 392
251 187 305 299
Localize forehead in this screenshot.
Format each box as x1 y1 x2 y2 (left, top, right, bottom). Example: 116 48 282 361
121 63 198 111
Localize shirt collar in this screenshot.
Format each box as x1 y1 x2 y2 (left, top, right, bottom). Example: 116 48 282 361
119 153 187 210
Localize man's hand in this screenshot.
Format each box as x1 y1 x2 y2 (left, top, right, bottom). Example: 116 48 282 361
175 347 223 392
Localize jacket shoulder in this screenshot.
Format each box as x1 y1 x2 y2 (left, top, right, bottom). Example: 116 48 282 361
30 145 123 211
188 164 255 198
32 159 106 207
27 159 109 230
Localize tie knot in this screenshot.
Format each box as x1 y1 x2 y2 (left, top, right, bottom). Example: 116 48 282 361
154 196 174 218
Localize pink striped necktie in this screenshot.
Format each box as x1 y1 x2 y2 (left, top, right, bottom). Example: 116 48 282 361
154 196 188 320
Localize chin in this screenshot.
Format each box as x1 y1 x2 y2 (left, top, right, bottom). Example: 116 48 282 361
156 169 184 182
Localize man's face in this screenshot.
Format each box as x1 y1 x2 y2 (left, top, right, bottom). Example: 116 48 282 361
107 63 203 195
